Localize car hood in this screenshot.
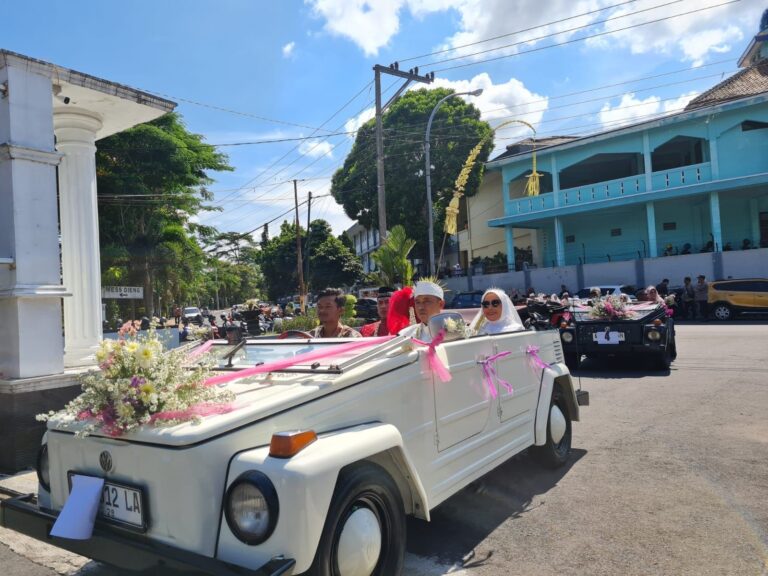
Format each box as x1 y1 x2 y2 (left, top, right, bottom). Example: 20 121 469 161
46 351 414 447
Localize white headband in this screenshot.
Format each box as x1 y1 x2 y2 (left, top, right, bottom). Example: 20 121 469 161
413 281 443 300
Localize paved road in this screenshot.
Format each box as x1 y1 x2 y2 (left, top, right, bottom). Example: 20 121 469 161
2 322 767 575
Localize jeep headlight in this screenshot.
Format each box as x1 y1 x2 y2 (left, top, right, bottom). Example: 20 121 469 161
647 329 661 342
225 471 279 545
561 331 574 343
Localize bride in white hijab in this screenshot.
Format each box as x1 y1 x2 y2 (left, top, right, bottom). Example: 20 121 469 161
470 287 524 335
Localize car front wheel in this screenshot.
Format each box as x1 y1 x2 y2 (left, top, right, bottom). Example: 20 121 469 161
712 303 732 321
309 462 405 576
531 388 572 468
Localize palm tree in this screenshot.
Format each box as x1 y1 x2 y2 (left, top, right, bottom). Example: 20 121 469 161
371 225 416 287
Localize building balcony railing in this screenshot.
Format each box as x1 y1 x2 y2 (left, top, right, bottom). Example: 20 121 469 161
505 162 712 216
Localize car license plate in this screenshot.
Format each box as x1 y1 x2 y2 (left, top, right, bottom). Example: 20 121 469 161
99 481 145 529
593 331 625 344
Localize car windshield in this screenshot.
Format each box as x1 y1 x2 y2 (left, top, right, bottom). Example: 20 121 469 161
575 288 612 298
570 301 660 321
207 338 393 372
183 307 200 314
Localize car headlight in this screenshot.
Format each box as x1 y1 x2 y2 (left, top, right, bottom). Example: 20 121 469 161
225 471 279 545
36 442 50 492
647 329 661 341
561 331 574 343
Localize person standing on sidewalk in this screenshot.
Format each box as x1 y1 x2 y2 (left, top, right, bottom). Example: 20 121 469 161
694 274 709 320
681 276 695 319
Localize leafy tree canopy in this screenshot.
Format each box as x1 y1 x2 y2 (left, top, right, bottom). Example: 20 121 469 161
96 112 233 314
331 88 492 262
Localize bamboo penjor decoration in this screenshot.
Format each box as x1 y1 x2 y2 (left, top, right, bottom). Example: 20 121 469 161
439 119 539 270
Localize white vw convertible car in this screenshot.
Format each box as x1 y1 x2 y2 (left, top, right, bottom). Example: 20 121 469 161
1 312 587 576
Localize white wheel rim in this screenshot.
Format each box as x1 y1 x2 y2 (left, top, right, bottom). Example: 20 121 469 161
550 405 567 444
336 506 382 576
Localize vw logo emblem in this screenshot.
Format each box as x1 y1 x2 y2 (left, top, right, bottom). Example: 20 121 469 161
99 451 113 473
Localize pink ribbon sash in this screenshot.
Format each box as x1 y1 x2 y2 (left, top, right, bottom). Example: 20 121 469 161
204 336 394 386
412 330 452 383
525 345 551 370
478 351 513 398
187 340 214 360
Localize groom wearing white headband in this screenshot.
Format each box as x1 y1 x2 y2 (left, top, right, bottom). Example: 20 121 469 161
398 280 445 342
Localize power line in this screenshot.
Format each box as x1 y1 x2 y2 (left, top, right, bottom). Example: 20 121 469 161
397 0 642 63
430 0 738 73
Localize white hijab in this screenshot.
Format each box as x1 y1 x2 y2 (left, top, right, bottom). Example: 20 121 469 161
471 288 524 335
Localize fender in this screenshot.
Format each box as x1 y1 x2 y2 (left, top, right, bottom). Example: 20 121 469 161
216 422 428 574
534 364 580 445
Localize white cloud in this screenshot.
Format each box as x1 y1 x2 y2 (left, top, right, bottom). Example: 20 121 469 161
431 73 548 155
282 41 296 58
307 0 764 67
599 93 661 128
299 139 335 158
344 106 375 135
306 0 407 56
597 89 701 130
662 91 699 114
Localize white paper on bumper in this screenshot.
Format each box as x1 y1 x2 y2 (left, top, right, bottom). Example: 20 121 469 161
50 475 105 540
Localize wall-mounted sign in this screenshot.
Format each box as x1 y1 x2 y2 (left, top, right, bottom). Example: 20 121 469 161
102 286 143 299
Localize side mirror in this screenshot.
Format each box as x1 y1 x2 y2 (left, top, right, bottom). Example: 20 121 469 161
428 312 471 342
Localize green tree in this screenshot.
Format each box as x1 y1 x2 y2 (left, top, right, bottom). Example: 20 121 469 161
259 219 363 300
96 112 233 314
331 88 492 263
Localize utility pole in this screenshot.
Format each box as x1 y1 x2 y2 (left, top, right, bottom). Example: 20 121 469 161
305 191 312 292
373 63 434 242
293 179 306 313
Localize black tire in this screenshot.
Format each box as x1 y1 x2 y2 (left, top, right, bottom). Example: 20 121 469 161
655 346 673 370
531 388 572 468
564 353 580 371
308 462 406 576
712 303 732 321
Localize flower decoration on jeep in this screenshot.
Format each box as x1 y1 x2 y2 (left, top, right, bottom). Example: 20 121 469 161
588 295 636 320
37 323 235 437
442 316 472 338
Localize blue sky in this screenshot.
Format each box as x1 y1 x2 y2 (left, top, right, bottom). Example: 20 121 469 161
2 0 765 238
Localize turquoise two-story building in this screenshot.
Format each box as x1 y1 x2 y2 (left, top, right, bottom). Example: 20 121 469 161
487 68 768 272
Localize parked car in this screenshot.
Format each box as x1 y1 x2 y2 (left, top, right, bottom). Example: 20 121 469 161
3 312 587 576
446 290 484 308
708 278 768 320
354 297 379 319
558 301 676 370
182 306 203 325
574 285 637 301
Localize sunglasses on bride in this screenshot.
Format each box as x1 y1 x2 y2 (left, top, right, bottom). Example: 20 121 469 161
482 299 501 308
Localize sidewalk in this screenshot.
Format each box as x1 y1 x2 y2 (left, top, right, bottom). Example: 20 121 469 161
0 472 96 575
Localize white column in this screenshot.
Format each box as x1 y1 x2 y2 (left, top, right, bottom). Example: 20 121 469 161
0 60 68 379
554 217 565 267
646 202 657 258
54 108 104 367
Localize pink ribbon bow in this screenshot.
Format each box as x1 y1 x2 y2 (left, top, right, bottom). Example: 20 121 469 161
525 345 551 370
478 351 514 398
412 329 452 382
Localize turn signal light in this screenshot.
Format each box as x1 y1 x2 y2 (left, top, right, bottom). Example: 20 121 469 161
653 318 663 326
269 430 318 458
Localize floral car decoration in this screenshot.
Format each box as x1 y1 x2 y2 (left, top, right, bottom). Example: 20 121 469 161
587 295 636 320
37 323 234 437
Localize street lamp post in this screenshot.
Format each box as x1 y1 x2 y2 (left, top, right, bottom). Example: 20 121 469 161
425 88 483 277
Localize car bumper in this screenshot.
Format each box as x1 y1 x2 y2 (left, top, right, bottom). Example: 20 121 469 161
562 342 669 356
0 493 295 576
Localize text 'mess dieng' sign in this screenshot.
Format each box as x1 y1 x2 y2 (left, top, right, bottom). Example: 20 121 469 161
102 286 144 300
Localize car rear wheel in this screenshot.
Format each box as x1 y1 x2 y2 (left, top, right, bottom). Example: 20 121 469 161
712 303 732 321
531 388 572 468
309 462 405 576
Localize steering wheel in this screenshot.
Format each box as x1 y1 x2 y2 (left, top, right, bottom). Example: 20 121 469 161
278 330 313 339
